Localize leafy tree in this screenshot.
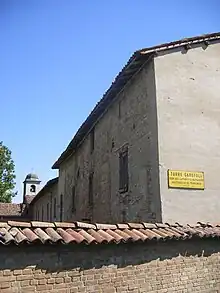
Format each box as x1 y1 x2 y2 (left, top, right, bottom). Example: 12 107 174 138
0 141 16 202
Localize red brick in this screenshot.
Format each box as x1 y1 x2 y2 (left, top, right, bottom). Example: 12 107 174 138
21 280 30 287
36 284 53 291
0 282 10 289
3 270 12 276
55 277 64 284
16 275 32 281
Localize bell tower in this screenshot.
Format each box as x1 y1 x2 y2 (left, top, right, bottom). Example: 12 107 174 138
23 173 41 202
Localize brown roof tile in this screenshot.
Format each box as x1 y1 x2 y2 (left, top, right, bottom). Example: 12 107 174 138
0 221 219 246
0 203 22 216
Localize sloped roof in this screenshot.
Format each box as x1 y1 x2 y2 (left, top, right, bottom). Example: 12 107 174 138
52 32 220 169
0 204 22 217
0 221 219 245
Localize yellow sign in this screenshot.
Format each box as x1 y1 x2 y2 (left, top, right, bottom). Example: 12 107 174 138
168 170 204 190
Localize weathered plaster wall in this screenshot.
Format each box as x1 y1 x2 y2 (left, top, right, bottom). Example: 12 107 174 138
155 40 220 223
32 182 58 222
59 58 161 223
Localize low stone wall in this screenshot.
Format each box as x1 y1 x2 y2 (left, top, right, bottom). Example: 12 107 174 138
0 239 220 292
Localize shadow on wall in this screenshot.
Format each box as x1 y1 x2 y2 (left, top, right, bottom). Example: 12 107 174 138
149 60 162 223
0 239 219 273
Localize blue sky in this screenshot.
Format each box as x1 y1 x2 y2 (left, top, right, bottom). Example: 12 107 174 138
1 1 219 203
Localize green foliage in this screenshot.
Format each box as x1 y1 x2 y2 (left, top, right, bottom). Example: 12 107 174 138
0 141 16 202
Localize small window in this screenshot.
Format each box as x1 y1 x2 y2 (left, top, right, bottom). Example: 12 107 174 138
30 185 36 193
54 198 56 219
119 147 129 193
72 186 76 212
89 173 93 207
90 128 95 153
118 101 121 118
60 194 63 222
47 203 49 221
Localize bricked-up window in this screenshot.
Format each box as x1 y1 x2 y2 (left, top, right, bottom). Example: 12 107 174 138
54 197 56 219
72 185 76 212
119 147 129 193
90 128 95 153
47 203 49 221
60 194 63 222
88 173 94 207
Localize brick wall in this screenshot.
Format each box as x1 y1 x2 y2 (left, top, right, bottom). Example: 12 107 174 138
1 239 220 292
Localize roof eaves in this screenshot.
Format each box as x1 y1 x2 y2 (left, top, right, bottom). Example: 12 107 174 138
0 221 219 246
52 52 151 169
138 32 220 55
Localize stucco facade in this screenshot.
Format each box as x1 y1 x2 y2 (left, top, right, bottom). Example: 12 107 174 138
155 40 220 223
53 33 220 224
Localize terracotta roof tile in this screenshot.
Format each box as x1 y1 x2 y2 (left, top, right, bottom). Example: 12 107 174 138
22 228 40 243
8 221 31 228
78 230 96 244
88 229 108 244
127 223 144 229
0 203 22 216
0 221 218 246
65 228 86 244
56 228 76 244
96 229 114 243
95 223 117 230
105 229 123 243
116 223 129 229
45 228 62 243
31 221 55 228
54 222 76 228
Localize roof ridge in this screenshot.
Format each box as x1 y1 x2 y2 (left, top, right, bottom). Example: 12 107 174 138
0 220 219 246
0 220 218 229
137 31 220 54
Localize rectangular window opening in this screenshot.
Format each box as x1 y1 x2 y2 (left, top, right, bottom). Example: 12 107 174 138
89 173 94 207
119 147 129 193
72 186 76 213
60 194 63 222
54 198 56 220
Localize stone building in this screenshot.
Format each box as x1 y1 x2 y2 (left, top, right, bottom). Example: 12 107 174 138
0 220 220 293
30 177 58 222
51 32 220 224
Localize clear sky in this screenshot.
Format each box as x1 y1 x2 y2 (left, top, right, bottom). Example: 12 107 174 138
1 0 219 203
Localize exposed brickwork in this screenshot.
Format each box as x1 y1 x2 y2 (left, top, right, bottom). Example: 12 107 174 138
0 239 220 292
